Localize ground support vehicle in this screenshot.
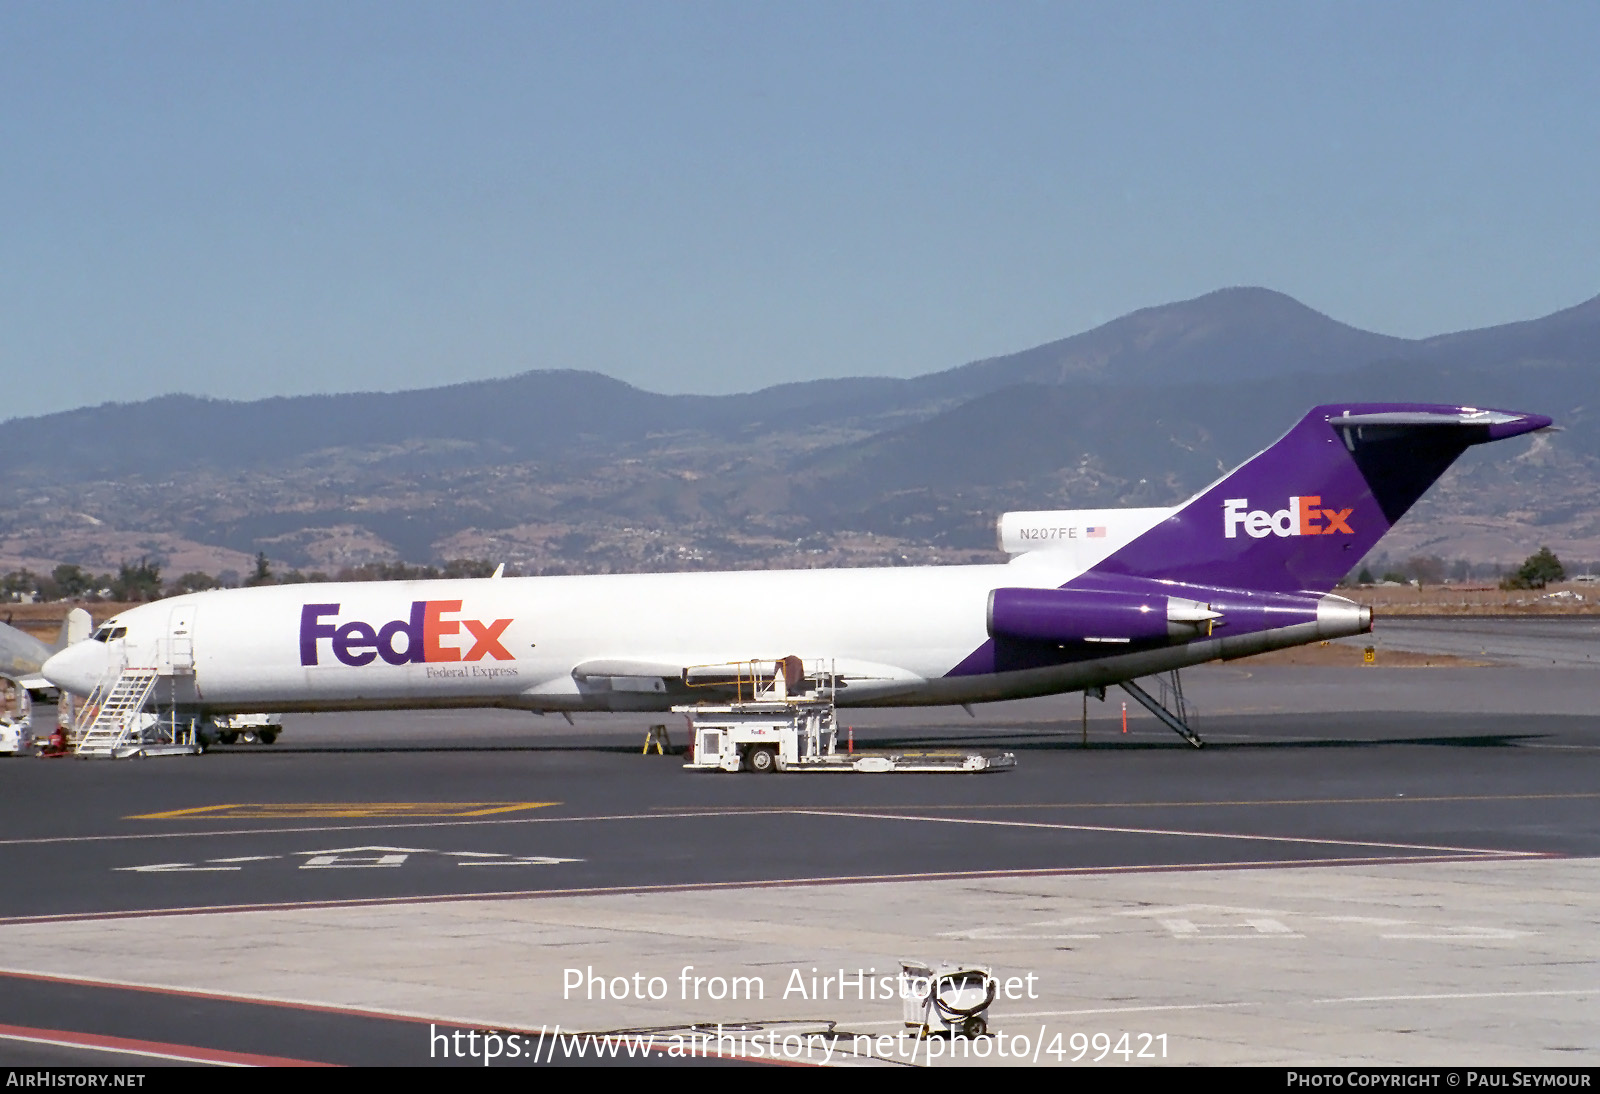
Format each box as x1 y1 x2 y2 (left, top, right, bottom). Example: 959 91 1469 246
900 961 997 1038
0 715 30 756
678 698 1014 774
213 712 283 745
0 679 30 755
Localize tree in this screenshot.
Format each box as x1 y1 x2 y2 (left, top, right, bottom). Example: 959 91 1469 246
167 571 219 596
51 563 93 600
1502 547 1565 590
110 559 163 602
442 559 500 579
1 570 38 602
244 551 274 587
1406 555 1446 587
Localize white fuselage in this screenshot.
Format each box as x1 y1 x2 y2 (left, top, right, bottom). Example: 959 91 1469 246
41 542 1367 714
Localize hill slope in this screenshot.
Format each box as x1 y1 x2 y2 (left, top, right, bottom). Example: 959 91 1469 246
2 287 1595 576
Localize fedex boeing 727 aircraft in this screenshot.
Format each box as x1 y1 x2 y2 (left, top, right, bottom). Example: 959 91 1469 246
42 403 1549 727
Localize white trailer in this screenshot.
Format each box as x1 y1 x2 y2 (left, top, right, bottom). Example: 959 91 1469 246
677 698 1013 774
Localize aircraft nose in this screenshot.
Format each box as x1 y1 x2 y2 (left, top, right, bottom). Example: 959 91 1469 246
42 640 112 697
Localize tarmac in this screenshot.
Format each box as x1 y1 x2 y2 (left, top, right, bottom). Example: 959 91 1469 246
0 616 1595 1067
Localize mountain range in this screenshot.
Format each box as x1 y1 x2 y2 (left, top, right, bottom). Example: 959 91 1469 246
3 286 1596 580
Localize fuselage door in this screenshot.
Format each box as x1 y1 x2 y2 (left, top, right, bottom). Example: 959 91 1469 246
164 603 197 676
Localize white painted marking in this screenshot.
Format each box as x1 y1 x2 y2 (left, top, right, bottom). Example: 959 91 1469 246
0 802 1573 855
1312 988 1596 1004
293 846 430 855
955 932 1103 940
1121 903 1284 918
851 1000 1257 1027
285 846 582 869
938 916 1104 940
1379 926 1530 941
1154 916 1300 938
457 856 581 867
114 846 581 875
851 988 1600 1029
785 808 1524 858
41 855 1547 929
300 853 407 869
1116 904 1523 941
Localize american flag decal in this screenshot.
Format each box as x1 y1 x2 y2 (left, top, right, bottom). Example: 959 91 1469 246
1086 526 1106 538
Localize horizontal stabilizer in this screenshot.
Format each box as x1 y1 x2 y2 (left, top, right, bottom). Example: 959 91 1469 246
1330 409 1543 429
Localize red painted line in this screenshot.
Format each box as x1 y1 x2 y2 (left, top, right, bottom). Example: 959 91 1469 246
0 1020 332 1066
0 850 1557 927
0 974 815 1064
0 969 444 1028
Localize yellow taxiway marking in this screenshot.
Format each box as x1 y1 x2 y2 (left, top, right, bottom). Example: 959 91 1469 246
128 803 559 820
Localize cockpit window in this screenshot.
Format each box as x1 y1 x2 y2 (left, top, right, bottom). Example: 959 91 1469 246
92 625 127 642
92 627 110 642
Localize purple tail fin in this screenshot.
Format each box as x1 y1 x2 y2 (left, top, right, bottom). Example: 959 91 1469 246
1088 403 1552 594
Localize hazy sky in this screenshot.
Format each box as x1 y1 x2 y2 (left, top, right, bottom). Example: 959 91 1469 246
4 2 1597 418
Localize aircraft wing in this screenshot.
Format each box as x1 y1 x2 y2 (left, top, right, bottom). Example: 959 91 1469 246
0 621 52 683
570 660 683 695
571 659 685 681
570 656 926 702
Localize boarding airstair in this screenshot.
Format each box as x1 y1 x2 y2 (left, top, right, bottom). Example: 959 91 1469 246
1118 668 1203 748
73 668 198 759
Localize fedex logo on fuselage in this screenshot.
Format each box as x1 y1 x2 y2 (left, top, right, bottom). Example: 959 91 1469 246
1223 497 1354 540
300 602 514 667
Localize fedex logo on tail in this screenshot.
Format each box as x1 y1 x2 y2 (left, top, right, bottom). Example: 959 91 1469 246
300 602 514 667
1223 497 1354 540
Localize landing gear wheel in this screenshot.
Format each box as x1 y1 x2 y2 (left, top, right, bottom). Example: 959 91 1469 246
747 745 778 774
241 731 258 744
218 731 238 745
258 730 278 745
